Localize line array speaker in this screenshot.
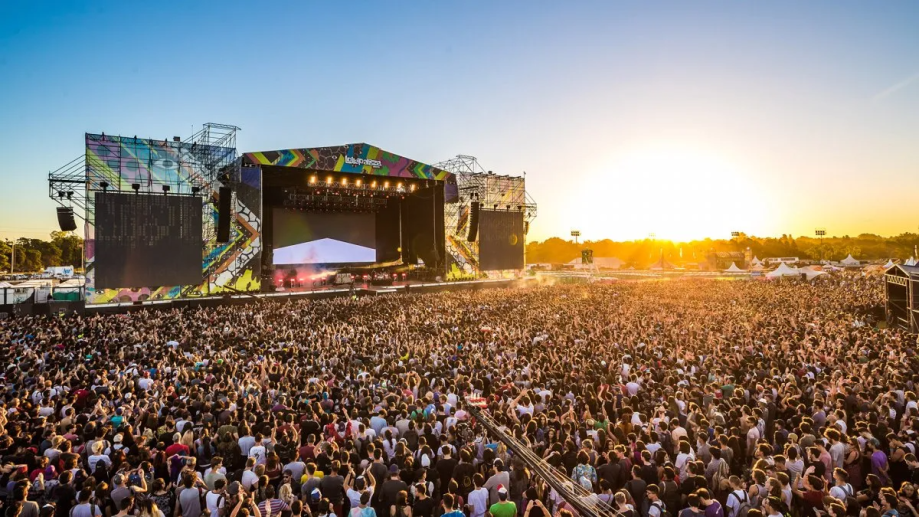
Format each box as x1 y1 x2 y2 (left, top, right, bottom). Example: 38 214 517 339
467 201 480 242
56 207 77 232
217 187 232 242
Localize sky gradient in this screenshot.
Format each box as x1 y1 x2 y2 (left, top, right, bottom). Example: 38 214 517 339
1 1 918 242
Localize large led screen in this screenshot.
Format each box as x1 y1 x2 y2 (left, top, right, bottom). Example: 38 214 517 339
93 192 203 288
272 209 376 265
479 210 525 271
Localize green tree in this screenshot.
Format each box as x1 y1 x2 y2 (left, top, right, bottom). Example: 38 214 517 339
0 240 10 272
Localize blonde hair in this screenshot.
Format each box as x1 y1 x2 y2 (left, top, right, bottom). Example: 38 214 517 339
279 484 294 504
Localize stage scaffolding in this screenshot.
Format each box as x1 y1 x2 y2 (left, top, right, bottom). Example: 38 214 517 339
48 123 239 223
434 155 537 278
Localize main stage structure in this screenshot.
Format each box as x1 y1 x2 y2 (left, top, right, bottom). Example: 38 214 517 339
47 124 535 305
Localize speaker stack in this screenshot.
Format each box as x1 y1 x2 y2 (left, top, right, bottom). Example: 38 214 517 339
217 187 232 243
467 201 480 242
56 207 77 231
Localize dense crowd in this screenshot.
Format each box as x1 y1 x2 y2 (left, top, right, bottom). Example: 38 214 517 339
0 274 912 517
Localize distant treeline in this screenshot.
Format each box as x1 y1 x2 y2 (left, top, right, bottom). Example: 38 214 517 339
2 232 84 272
525 232 919 267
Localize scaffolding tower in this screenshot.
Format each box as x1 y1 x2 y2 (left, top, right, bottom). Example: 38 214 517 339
435 155 537 277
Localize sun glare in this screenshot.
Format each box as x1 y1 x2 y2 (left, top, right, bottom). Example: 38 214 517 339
579 146 767 242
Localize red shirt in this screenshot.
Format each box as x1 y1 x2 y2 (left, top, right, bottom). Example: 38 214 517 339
165 443 190 457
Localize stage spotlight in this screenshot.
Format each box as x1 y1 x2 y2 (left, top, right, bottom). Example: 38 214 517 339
310 176 317 184
100 181 109 191
397 182 403 189
410 184 416 192
356 179 362 187
66 191 74 200
326 176 333 185
517 205 522 211
372 180 377 188
384 181 390 189
341 177 348 186
57 191 65 199
494 204 498 209
162 185 170 194
192 186 201 194
131 183 140 193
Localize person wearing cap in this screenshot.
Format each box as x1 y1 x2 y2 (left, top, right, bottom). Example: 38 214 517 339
483 460 509 506
486 485 516 517
377 465 408 517
111 467 147 510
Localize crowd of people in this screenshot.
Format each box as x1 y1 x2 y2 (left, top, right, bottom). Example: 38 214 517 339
0 273 913 517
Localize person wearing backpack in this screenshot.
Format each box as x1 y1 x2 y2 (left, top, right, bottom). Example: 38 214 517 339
647 485 670 517
205 478 227 517
829 469 856 512
725 477 751 517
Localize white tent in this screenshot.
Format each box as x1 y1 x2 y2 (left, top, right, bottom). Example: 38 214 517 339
766 262 800 279
798 266 828 281
0 281 13 288
724 262 745 273
906 257 917 267
751 256 763 266
883 259 896 269
841 255 860 267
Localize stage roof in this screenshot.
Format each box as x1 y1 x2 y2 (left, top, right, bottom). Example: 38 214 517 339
243 143 455 183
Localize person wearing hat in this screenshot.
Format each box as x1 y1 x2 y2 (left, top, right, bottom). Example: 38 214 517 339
487 485 516 517
377 465 408 517
483 460 509 506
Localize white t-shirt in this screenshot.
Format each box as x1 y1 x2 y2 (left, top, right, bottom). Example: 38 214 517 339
206 491 226 517
468 487 489 517
347 487 373 509
727 490 747 517
241 469 259 490
249 445 267 465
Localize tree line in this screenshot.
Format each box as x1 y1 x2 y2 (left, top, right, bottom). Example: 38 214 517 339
1 232 84 273
525 232 919 267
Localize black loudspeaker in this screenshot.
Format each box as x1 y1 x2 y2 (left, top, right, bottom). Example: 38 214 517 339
467 201 480 242
56 207 77 231
217 187 232 242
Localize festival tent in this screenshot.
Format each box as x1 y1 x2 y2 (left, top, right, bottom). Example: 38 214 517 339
798 266 828 281
648 257 676 270
751 256 764 266
883 259 896 269
724 262 745 273
765 262 800 279
841 255 861 267
906 257 917 267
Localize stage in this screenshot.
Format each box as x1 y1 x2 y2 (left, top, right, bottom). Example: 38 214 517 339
47 128 534 308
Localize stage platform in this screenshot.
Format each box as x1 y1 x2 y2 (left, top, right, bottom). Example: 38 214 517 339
79 277 529 314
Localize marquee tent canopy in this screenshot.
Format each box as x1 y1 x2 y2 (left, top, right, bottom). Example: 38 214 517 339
841 255 861 266
766 262 800 279
725 262 745 273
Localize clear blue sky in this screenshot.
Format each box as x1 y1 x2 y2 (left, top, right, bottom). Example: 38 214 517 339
2 1 918 242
